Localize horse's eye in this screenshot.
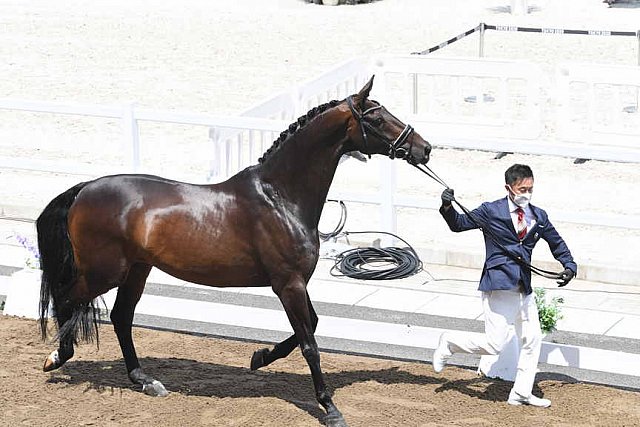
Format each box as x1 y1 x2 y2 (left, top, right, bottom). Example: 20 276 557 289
372 117 385 126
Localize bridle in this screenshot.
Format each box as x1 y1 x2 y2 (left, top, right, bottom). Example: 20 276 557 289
347 96 415 162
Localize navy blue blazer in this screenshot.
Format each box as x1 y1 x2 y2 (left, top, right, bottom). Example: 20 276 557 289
440 197 577 295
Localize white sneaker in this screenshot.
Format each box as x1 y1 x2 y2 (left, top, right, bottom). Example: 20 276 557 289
507 391 551 408
432 333 452 373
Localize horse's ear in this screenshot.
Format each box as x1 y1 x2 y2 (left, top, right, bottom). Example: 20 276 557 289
354 76 375 103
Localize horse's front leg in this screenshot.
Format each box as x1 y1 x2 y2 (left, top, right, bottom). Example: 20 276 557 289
110 265 167 396
250 293 318 370
276 275 347 427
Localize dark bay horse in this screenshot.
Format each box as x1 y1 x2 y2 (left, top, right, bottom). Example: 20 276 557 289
36 77 431 427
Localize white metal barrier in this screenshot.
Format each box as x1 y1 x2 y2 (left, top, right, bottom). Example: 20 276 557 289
557 62 640 150
370 55 542 141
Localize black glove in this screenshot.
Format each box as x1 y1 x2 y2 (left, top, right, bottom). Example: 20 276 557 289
556 268 574 287
441 188 455 208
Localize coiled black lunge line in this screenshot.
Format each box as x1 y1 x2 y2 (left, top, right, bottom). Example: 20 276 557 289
330 231 423 280
319 200 347 241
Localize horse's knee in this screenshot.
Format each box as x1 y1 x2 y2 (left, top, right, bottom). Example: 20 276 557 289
301 344 320 365
302 344 320 359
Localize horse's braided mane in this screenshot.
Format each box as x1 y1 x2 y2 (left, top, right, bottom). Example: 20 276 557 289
258 99 342 164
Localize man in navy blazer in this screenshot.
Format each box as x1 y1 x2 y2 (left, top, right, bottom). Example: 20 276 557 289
433 164 576 408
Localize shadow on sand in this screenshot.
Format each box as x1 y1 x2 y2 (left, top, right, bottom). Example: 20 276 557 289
44 356 582 422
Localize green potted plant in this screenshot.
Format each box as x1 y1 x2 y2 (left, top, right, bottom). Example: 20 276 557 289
535 287 564 334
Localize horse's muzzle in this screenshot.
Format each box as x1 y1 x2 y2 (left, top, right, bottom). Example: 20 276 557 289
415 142 431 165
422 145 431 164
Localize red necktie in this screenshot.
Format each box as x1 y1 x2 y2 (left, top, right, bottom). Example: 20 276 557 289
516 207 527 240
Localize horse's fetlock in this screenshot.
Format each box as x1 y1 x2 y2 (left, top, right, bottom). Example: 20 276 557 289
128 367 149 384
58 346 74 363
317 390 333 403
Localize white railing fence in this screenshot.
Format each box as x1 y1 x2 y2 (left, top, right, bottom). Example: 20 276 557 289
557 62 640 150
371 55 542 140
0 98 287 182
1 55 639 234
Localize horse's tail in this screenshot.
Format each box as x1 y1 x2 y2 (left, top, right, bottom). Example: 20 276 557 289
36 181 99 345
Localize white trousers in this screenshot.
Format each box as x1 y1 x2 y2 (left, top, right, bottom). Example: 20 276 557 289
444 288 542 396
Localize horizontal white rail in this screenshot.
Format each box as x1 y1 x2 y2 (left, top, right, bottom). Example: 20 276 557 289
0 98 124 118
0 98 288 179
135 108 288 130
0 99 289 132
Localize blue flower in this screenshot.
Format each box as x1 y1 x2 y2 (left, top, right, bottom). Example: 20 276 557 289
13 234 40 269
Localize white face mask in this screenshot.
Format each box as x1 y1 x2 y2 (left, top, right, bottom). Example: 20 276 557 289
508 186 532 209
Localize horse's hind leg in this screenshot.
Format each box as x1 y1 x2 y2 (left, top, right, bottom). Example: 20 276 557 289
42 306 77 372
110 264 167 397
277 276 346 427
250 293 318 370
43 279 101 372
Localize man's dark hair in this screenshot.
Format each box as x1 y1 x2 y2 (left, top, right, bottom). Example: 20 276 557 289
504 164 533 185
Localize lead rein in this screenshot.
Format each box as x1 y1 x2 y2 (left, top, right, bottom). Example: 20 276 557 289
410 163 563 280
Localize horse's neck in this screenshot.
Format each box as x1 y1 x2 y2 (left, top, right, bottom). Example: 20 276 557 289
258 123 347 226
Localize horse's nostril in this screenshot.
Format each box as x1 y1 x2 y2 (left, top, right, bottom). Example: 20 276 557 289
423 147 431 163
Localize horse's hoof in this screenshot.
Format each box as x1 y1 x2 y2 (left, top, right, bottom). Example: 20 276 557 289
42 350 61 372
324 412 348 427
250 348 269 371
142 380 169 397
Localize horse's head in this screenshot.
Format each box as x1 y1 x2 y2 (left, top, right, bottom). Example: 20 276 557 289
344 76 431 165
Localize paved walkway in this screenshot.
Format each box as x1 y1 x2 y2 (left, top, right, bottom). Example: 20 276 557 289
2 237 639 389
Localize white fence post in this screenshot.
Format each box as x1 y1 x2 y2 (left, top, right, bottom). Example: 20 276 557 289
207 127 223 182
412 74 418 114
122 103 141 173
479 23 486 58
511 0 528 15
637 30 640 66
379 158 397 245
